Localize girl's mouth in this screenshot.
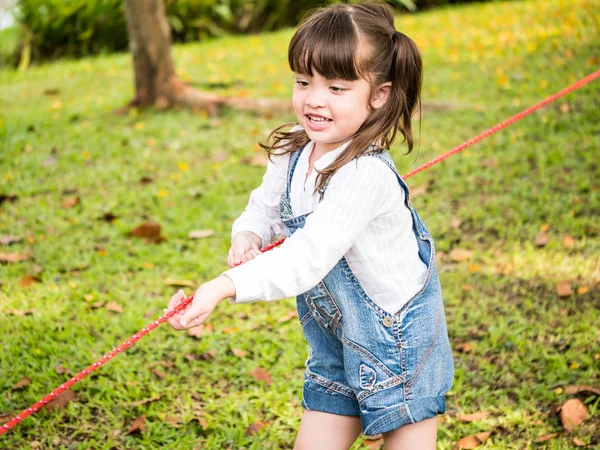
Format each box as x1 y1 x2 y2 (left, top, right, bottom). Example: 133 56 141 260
305 114 332 130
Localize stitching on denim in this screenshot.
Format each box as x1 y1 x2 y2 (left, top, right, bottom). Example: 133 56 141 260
305 281 342 331
405 307 443 392
299 311 313 327
306 369 355 398
356 375 404 402
359 364 376 390
341 335 397 378
364 405 409 436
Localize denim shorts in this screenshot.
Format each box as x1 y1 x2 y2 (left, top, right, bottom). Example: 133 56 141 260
282 147 455 435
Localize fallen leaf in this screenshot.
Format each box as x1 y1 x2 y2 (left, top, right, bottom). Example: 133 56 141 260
223 327 239 334
564 385 600 396
44 389 75 411
449 249 473 262
61 196 81 209
249 367 272 385
451 217 462 229
577 286 589 295
231 348 247 358
560 398 588 432
0 253 29 263
535 232 549 247
165 279 195 288
105 302 124 313
534 433 558 443
0 236 22 245
245 421 266 435
195 416 208 430
90 301 105 309
151 368 166 379
563 235 575 247
475 432 491 443
127 415 146 434
130 395 162 407
12 377 31 390
458 411 489 422
55 366 70 375
129 222 163 244
540 224 550 232
277 310 298 323
5 309 35 316
456 342 473 353
454 435 481 449
556 281 572 297
0 413 13 425
164 415 182 427
200 350 217 361
573 437 586 447
411 185 428 196
19 275 42 287
188 230 214 239
139 176 154 184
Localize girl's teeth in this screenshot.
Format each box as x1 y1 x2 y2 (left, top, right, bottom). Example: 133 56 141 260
310 116 329 123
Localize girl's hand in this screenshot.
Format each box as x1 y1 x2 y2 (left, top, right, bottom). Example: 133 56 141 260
164 276 236 330
227 231 263 268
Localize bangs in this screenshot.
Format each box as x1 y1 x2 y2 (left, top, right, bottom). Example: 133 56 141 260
289 10 365 81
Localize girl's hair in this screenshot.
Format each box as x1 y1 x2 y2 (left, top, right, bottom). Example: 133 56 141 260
261 2 422 194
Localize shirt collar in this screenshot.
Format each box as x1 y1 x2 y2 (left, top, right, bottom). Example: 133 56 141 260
309 140 351 171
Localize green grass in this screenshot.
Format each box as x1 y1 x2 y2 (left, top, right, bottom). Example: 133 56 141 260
1 0 599 448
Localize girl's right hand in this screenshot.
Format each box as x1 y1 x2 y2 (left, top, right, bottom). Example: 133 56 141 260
227 231 263 268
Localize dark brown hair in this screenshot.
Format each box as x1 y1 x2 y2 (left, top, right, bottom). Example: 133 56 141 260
261 2 422 194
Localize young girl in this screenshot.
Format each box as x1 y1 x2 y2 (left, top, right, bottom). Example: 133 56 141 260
166 3 454 449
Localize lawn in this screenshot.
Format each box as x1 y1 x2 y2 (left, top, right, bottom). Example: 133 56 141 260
1 0 599 448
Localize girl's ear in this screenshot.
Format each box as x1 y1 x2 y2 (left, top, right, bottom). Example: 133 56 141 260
371 82 392 109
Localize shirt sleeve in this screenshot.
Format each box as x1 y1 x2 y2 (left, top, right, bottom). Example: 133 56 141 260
223 157 394 303
230 151 288 247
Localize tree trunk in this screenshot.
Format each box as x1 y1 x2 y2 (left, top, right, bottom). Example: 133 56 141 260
123 0 224 114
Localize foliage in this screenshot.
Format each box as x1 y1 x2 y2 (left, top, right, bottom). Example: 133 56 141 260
10 0 487 65
1 0 599 448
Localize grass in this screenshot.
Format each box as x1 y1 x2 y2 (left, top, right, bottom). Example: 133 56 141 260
1 0 599 448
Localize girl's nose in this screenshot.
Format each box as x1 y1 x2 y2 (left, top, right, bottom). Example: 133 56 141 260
305 91 327 109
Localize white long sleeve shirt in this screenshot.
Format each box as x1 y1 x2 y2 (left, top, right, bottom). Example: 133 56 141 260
223 140 428 315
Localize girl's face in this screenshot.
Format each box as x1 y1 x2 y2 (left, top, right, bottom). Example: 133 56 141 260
292 71 380 154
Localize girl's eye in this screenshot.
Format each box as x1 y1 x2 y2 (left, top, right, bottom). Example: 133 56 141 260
295 80 309 87
330 86 346 93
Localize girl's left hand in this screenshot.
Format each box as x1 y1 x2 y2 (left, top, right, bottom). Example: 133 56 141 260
164 276 236 330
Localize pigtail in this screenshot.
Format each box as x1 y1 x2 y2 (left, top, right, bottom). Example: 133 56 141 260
390 31 422 152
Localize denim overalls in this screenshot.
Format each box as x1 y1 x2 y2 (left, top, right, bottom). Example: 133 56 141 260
279 146 454 436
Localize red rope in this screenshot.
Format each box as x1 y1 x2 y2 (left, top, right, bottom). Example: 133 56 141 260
2 69 598 437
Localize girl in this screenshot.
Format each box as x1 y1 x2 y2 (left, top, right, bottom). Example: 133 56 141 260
166 3 454 449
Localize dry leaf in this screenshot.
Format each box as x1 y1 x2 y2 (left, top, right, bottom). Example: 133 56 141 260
458 411 489 422
535 232 549 247
6 309 35 316
151 368 166 379
105 302 124 313
130 395 162 407
277 310 298 323
556 281 572 297
231 348 247 358
44 389 75 411
195 416 208 430
187 323 213 339
55 366 70 375
456 342 473 353
475 432 491 443
563 235 575 247
129 222 163 244
449 249 473 262
188 230 214 239
564 385 600 396
560 398 588 432
534 433 558 443
165 279 195 288
127 415 146 434
12 377 31 390
19 275 42 287
454 435 481 449
0 236 22 245
245 421 267 435
573 438 586 447
164 415 183 427
61 196 81 209
90 301 105 309
249 367 272 385
201 350 217 361
0 252 29 263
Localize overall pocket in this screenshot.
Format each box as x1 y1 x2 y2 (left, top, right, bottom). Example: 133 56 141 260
305 281 341 331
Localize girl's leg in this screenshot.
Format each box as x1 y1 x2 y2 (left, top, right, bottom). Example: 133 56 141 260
294 410 362 450
382 416 437 450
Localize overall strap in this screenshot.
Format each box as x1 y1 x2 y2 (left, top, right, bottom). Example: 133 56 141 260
286 145 306 200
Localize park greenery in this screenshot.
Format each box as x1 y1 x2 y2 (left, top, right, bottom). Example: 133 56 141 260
1 0 599 448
